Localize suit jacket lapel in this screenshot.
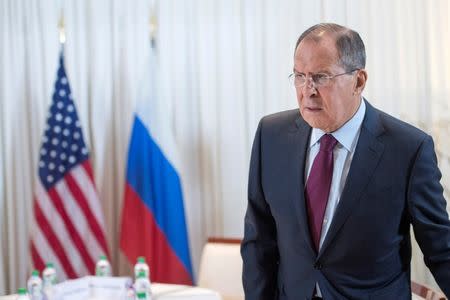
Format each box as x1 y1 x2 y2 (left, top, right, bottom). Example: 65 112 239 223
290 117 316 256
318 101 385 258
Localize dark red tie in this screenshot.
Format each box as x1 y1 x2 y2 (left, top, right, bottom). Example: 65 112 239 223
305 134 338 251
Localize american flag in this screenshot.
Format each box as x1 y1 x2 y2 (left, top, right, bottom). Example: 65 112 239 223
30 53 109 279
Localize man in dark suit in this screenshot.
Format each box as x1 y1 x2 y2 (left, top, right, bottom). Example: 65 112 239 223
241 23 450 300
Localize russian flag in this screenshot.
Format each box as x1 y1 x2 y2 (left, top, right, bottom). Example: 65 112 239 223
120 43 193 285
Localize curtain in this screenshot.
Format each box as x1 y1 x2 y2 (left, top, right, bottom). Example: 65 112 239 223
1 0 449 294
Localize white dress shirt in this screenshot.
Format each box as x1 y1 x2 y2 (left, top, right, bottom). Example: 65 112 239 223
305 99 366 297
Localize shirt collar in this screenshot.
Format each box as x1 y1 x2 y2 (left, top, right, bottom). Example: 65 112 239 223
309 98 366 152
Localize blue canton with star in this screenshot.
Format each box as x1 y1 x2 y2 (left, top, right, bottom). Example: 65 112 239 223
38 53 89 190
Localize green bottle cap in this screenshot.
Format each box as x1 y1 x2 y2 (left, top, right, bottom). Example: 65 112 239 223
137 270 146 278
137 256 146 263
99 255 107 260
136 292 147 299
32 270 39 276
46 262 54 268
17 287 27 295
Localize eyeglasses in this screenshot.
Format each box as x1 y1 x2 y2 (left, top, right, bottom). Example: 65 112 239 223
288 69 359 88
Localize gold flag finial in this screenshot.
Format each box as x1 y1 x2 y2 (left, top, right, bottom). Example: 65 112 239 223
58 9 66 44
149 3 157 48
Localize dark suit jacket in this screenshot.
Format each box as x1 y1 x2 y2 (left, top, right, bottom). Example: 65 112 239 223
241 100 450 300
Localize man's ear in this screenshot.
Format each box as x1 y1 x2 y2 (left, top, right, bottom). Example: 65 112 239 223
354 69 368 95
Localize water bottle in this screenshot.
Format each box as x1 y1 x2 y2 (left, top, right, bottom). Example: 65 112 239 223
95 255 111 276
42 262 56 298
134 270 151 300
124 278 136 300
16 288 30 300
26 270 43 300
42 262 57 286
134 257 150 279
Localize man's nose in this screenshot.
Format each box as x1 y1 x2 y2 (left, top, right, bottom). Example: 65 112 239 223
304 76 315 89
301 78 317 97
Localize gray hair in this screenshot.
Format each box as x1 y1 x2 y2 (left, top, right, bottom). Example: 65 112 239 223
295 23 366 71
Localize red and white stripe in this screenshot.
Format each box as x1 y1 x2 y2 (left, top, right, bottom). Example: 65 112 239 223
30 160 109 278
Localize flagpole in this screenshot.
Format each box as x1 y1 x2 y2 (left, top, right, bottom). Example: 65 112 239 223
58 8 66 48
149 0 157 49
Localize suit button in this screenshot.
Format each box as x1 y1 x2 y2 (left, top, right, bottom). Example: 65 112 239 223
314 262 323 270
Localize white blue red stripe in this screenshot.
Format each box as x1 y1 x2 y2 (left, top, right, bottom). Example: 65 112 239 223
120 45 193 284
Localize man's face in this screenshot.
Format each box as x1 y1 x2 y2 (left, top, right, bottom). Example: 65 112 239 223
293 35 361 132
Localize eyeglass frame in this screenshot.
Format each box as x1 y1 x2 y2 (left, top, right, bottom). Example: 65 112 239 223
288 69 360 88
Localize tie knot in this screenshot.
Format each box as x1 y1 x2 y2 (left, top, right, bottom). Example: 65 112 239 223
320 134 337 152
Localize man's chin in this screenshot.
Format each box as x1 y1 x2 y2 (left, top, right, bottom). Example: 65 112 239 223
301 110 324 125
304 119 323 129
